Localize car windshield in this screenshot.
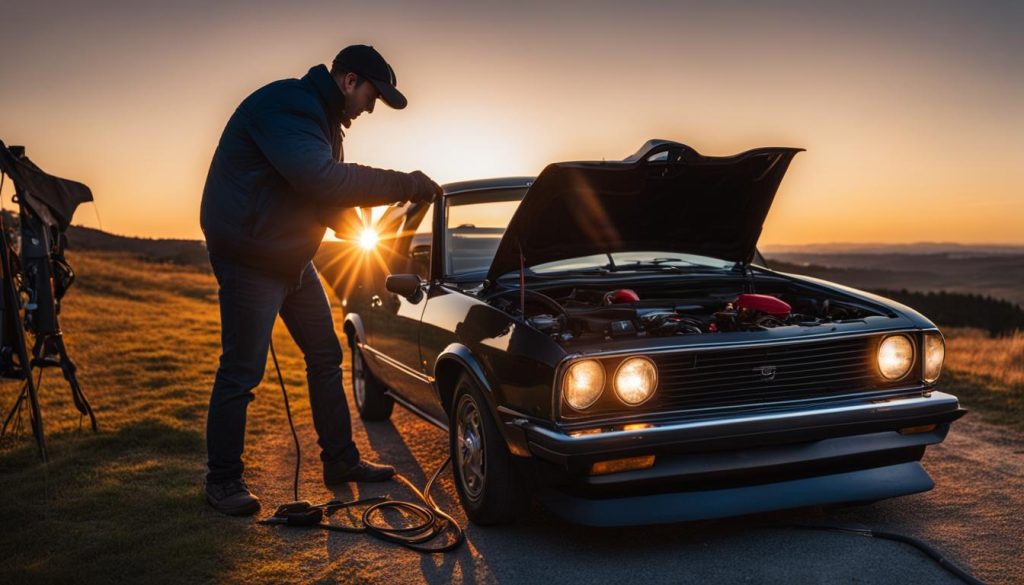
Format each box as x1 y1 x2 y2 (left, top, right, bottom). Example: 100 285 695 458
515 251 738 277
445 188 527 276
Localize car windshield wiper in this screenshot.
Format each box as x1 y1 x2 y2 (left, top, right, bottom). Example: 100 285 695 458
607 259 727 273
497 266 610 281
529 267 612 277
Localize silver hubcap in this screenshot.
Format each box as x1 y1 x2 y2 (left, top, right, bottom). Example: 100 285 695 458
456 396 486 501
352 346 366 408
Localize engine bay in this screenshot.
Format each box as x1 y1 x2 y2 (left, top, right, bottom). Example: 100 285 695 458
486 282 887 342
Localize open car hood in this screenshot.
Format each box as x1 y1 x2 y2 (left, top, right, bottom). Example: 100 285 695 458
486 141 802 282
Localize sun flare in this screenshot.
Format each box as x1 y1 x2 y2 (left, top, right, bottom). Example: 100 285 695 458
358 227 379 251
316 205 424 313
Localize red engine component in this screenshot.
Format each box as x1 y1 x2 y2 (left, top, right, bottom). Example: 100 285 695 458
606 288 640 304
735 294 791 317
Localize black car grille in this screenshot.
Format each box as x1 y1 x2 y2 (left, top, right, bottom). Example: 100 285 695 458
562 334 921 419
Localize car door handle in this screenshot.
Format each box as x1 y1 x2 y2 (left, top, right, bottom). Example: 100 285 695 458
370 295 383 308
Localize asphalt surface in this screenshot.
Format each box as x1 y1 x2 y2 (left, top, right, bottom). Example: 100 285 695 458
247 358 1022 585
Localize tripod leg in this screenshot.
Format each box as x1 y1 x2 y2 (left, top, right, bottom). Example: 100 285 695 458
25 372 48 462
1 216 47 461
52 335 97 432
1 382 28 438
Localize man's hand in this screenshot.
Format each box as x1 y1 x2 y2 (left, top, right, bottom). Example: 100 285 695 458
408 170 443 203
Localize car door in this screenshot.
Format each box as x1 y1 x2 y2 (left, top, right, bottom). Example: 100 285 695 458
370 203 435 407
357 205 404 352
315 205 385 351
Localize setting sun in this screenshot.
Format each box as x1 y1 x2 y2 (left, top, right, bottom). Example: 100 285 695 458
358 227 379 251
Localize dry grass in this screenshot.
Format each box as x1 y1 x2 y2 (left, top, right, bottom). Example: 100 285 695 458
0 250 334 584
939 328 1024 434
944 328 1024 389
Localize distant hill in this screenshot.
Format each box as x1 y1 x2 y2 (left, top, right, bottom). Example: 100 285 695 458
0 211 210 268
64 224 210 269
40 221 1024 316
871 289 1024 335
761 242 1024 256
61 225 351 279
765 253 1024 307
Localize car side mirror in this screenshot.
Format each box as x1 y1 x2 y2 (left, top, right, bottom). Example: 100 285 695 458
386 274 423 299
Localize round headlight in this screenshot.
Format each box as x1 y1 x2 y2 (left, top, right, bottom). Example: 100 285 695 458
563 360 605 410
923 333 945 384
877 335 914 380
614 357 658 406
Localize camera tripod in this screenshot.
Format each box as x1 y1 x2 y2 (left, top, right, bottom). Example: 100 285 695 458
0 143 97 462
0 214 98 463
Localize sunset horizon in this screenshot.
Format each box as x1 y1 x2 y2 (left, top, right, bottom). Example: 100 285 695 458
1 0 1020 246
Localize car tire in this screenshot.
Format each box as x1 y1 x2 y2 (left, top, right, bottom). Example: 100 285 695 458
450 372 530 525
350 338 393 421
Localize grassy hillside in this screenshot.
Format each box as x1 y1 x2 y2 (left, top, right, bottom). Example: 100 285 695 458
0 250 339 583
65 224 210 268
0 250 1020 582
941 328 1024 432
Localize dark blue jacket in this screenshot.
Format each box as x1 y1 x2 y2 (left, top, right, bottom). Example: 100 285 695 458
200 65 416 279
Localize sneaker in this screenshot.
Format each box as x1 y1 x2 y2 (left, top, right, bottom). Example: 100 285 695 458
323 459 395 485
205 478 261 516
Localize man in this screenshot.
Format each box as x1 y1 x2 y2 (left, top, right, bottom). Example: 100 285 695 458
199 44 441 516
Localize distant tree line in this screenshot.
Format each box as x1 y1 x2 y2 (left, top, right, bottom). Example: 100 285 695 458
872 288 1024 336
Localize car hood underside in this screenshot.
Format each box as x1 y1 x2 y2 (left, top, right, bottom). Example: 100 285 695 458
486 141 803 282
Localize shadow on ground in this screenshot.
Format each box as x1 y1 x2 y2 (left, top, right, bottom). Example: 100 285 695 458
0 419 246 584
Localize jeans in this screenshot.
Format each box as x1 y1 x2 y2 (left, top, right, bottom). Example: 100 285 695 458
205 255 359 483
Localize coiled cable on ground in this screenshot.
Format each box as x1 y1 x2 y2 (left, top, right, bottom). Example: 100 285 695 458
264 340 464 553
310 460 464 552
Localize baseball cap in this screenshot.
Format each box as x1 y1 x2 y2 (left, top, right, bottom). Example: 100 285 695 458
332 45 407 109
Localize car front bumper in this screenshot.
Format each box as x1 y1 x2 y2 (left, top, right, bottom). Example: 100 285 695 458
512 391 964 525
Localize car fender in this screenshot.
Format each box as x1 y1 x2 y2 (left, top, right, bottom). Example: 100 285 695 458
434 342 497 400
434 343 531 457
342 313 366 346
343 312 397 386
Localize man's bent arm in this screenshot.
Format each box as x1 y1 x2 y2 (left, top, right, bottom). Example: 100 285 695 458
245 99 414 207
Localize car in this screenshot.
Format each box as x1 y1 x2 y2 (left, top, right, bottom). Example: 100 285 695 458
335 140 964 527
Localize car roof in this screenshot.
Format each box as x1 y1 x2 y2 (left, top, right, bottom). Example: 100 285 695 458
441 176 534 195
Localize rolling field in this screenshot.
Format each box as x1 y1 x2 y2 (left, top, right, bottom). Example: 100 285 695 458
942 328 1024 433
0 250 335 583
764 250 1024 306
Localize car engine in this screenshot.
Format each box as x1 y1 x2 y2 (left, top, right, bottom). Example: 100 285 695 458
487 285 880 342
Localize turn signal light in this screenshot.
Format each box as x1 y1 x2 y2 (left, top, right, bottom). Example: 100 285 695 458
569 423 654 437
898 424 937 435
589 455 655 476
568 428 603 438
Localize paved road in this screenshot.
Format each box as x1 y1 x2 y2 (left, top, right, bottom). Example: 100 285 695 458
245 359 1021 585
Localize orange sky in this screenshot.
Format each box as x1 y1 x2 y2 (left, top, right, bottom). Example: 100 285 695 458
1 1 1021 245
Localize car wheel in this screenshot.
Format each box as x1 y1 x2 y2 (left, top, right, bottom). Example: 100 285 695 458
450 373 529 525
350 338 393 421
